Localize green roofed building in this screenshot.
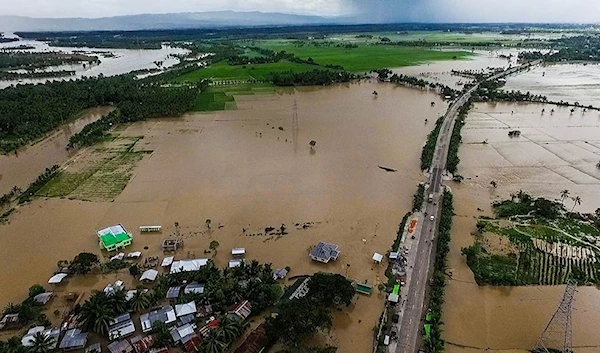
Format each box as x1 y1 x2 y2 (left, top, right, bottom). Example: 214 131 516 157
97 224 133 252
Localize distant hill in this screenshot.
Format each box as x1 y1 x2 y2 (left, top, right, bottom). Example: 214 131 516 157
0 11 348 32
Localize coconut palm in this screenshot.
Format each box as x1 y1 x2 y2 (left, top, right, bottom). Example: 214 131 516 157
218 315 244 344
79 292 115 335
560 190 570 204
29 332 56 353
109 289 129 314
201 329 227 353
129 288 150 312
571 196 582 212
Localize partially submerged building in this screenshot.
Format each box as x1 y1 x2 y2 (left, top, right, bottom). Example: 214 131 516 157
233 323 268 353
309 242 340 263
0 314 19 330
140 306 177 332
109 313 136 341
227 300 252 321
170 259 208 274
107 339 134 353
162 238 183 252
21 327 60 348
59 329 88 351
98 224 133 252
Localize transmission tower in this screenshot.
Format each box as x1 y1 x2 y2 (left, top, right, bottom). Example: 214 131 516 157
534 279 577 353
292 99 299 153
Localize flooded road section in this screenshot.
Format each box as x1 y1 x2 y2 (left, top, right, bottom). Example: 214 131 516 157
443 102 600 353
504 63 600 109
0 81 445 353
0 106 113 195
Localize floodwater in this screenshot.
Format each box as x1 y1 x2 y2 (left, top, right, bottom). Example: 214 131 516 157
0 81 446 353
443 102 600 353
0 107 114 195
503 63 600 109
394 49 522 90
0 38 188 89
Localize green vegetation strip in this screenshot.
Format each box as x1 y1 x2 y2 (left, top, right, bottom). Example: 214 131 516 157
413 184 426 212
423 190 453 353
446 102 471 174
420 115 445 171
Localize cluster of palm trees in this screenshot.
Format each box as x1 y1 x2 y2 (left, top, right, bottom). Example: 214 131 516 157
201 316 247 353
560 190 582 212
0 332 56 353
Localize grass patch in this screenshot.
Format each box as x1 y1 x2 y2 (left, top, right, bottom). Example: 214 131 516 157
38 137 147 201
175 60 318 83
252 40 471 72
191 84 277 112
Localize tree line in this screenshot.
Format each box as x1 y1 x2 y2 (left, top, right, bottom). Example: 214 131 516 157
272 69 358 86
0 75 199 154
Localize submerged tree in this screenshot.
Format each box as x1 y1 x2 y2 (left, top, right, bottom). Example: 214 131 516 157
571 195 582 212
560 189 570 204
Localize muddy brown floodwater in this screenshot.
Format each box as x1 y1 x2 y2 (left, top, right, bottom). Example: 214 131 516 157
0 106 114 195
0 81 446 353
443 102 600 353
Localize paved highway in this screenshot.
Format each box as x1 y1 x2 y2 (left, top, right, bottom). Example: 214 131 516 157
392 61 540 353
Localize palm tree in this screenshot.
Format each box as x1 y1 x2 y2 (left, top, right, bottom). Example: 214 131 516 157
571 196 582 212
29 332 56 353
79 292 115 335
109 289 129 314
201 329 227 353
218 316 244 345
129 288 150 312
560 190 570 204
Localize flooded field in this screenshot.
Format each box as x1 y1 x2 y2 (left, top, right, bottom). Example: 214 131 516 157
503 63 600 109
0 39 187 89
394 49 521 90
0 81 445 352
443 102 600 352
0 106 113 195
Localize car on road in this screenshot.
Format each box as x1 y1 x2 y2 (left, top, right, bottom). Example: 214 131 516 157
429 215 435 221
392 314 399 323
390 326 398 338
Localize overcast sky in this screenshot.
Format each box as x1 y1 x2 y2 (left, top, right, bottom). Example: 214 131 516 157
1 0 599 22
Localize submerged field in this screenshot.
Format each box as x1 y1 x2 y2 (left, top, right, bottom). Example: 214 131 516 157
0 81 447 353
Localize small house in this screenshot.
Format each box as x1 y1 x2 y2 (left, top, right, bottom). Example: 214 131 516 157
229 259 243 268
21 327 60 348
233 323 267 353
0 313 20 330
372 253 384 264
161 256 174 267
227 300 252 321
162 238 183 252
59 329 88 351
107 339 134 353
175 302 197 318
231 248 246 257
104 280 125 295
184 283 205 295
130 335 155 353
140 269 159 283
139 226 162 233
273 268 288 281
109 313 136 341
98 224 133 252
33 292 53 305
166 286 181 300
170 259 208 274
389 252 400 260
181 333 202 353
355 282 373 295
309 242 340 263
170 323 197 343
140 306 177 333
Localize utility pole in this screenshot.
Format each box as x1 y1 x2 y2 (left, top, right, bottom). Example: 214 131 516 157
292 99 299 153
534 279 576 353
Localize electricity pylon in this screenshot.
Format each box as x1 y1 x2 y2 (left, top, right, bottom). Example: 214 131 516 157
534 279 577 353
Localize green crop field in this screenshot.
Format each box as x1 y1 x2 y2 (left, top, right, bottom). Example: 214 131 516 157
175 60 319 83
251 40 472 71
192 84 277 111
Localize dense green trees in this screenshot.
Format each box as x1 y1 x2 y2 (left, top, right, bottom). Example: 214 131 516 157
0 75 198 153
271 69 357 86
68 252 100 275
17 166 60 204
307 273 355 307
266 297 333 346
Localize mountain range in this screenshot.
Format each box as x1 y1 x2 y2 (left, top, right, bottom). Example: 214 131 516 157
0 11 352 32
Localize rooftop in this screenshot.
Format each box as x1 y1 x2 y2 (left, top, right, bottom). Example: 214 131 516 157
97 224 133 249
59 329 88 350
309 242 340 263
170 259 209 274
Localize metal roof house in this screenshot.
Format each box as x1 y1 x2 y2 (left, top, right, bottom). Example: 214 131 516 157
140 306 177 333
98 224 133 252
170 259 209 274
227 300 252 321
184 283 205 295
309 242 340 263
21 327 60 348
273 268 288 280
109 313 136 341
108 339 134 353
59 329 88 351
175 302 197 318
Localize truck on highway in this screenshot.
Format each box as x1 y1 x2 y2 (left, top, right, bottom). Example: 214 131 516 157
428 193 434 202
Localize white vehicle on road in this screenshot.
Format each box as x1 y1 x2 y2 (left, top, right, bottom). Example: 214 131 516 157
429 215 435 221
